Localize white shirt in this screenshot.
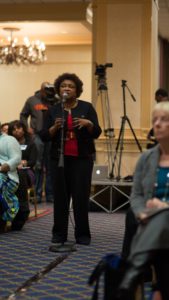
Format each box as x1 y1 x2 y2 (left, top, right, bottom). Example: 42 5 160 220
0 133 21 183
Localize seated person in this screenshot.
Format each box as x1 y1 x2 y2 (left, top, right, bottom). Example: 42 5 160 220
122 89 169 257
8 120 37 230
122 89 169 259
1 122 9 135
147 88 168 149
120 101 169 300
0 123 21 233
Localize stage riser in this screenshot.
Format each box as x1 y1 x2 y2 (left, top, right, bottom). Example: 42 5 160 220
90 184 131 212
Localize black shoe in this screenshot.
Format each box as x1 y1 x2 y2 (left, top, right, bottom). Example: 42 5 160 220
76 237 91 245
51 236 66 244
116 288 135 300
11 223 24 231
0 218 7 233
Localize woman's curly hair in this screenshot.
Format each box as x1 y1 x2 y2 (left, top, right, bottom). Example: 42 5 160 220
54 73 83 98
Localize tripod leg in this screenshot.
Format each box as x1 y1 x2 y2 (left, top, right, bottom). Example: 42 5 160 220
116 117 126 180
126 117 142 152
100 90 114 171
110 123 122 178
110 117 125 179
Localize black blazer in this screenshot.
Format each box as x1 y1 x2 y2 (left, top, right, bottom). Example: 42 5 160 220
40 100 102 159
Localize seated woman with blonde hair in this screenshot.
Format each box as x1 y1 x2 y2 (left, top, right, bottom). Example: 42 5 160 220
118 101 169 300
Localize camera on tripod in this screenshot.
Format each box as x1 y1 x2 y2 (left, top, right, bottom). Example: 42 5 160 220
95 63 113 78
44 84 58 104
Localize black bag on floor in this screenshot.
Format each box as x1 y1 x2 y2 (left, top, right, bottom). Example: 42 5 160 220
88 253 127 300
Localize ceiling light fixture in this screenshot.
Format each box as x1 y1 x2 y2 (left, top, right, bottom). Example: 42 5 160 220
0 27 46 65
86 3 93 24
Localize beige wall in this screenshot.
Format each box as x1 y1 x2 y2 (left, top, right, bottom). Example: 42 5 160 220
93 0 159 137
0 44 92 124
92 0 159 177
106 2 142 129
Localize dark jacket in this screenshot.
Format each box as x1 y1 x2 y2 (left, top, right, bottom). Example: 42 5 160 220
40 100 102 159
21 136 37 169
20 91 53 133
129 144 169 256
130 144 161 216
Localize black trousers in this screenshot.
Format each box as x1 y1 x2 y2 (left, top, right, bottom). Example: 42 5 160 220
0 202 6 233
153 250 169 300
121 208 138 259
50 156 93 242
12 170 30 230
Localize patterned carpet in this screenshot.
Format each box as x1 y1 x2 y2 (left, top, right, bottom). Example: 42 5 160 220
0 204 151 299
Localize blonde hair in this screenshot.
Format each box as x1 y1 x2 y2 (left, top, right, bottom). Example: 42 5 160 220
153 101 169 114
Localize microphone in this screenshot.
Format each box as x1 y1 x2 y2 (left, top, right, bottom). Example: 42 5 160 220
62 92 68 103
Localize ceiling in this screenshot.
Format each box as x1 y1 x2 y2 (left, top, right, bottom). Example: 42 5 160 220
0 21 92 45
0 0 92 45
158 0 169 40
0 0 89 2
0 0 168 46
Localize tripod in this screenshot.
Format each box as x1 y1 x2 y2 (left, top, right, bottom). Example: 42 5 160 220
110 80 142 181
96 72 114 172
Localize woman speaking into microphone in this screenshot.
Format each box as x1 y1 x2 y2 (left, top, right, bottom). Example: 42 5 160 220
40 73 102 246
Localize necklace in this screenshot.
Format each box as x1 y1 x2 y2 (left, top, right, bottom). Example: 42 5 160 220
163 172 169 201
64 99 78 111
154 167 169 202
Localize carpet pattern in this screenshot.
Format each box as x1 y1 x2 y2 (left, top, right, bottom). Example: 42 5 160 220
0 204 151 299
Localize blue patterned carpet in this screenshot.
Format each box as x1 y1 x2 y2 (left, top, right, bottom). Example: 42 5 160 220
0 204 151 299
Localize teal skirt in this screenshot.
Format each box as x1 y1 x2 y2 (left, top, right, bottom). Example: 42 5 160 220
0 173 19 221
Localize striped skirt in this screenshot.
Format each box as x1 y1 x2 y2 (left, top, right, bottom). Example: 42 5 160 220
0 173 19 221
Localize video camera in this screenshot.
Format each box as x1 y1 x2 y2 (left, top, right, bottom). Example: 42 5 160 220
44 84 58 103
95 63 113 78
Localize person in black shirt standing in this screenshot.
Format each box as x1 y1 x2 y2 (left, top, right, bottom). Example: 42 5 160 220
40 73 102 245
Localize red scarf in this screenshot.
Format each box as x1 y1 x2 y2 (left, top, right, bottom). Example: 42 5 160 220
64 111 78 156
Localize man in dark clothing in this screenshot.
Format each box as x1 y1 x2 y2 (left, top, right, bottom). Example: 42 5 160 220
20 82 57 203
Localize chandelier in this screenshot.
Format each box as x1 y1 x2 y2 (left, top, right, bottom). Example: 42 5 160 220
0 27 46 65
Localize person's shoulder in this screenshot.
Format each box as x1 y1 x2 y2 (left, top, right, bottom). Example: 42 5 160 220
146 144 159 154
1 134 18 144
26 91 41 103
78 99 93 107
139 144 159 162
4 134 15 141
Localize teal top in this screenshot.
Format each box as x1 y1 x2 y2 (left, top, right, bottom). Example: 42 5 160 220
0 133 21 183
154 166 169 202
